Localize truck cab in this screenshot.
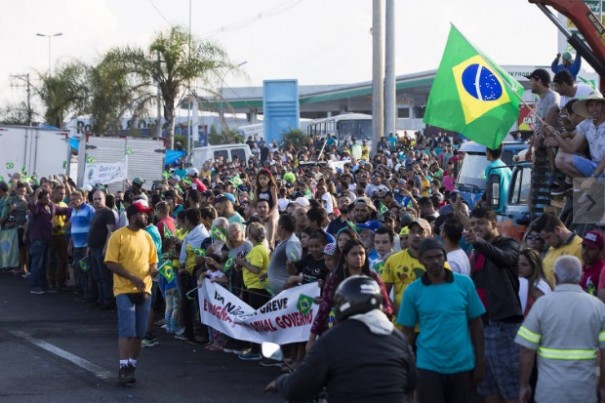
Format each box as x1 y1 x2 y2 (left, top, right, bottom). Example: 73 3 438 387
485 161 533 240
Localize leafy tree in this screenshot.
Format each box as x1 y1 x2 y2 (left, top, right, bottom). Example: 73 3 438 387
0 102 35 126
282 128 309 149
208 125 244 145
37 61 90 128
88 48 153 135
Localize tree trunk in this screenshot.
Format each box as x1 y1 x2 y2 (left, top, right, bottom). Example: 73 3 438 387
164 98 175 150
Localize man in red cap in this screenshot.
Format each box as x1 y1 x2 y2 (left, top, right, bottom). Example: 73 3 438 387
105 201 158 386
582 230 605 298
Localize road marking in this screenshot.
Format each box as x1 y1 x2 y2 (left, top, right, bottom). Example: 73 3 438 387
8 330 113 381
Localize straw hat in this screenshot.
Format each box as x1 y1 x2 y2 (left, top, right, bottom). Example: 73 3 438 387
572 91 605 118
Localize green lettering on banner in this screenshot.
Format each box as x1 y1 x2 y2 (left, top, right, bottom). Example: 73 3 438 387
296 294 314 315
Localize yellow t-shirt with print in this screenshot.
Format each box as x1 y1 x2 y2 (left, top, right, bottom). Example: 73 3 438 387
543 235 583 287
382 249 426 310
104 227 158 296
382 248 451 310
244 243 270 290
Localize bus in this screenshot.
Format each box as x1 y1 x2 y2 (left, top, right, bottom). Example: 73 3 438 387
306 113 373 149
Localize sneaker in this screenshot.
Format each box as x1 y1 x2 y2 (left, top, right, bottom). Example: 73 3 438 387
238 351 262 361
46 287 58 294
259 359 282 367
22 273 31 279
118 364 135 386
30 288 45 295
174 333 189 341
142 336 159 348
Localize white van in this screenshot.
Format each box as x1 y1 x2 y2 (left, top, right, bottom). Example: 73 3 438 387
190 144 252 168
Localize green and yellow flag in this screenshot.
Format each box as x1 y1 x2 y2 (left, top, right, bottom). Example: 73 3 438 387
423 25 524 149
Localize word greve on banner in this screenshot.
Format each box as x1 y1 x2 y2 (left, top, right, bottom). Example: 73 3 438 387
83 157 128 187
198 279 320 345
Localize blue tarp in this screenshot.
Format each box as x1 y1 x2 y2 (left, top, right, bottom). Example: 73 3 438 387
165 150 186 165
69 137 79 150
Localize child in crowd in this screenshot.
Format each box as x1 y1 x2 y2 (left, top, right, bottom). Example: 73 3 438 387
198 253 228 351
298 226 315 255
286 230 330 365
286 231 330 289
159 237 185 337
335 227 357 255
369 226 394 275
235 222 271 361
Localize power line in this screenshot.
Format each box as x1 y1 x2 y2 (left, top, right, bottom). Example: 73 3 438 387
146 0 173 28
202 0 305 38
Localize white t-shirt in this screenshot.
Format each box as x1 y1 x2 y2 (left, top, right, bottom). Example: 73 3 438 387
559 83 595 109
576 119 605 163
518 277 552 313
447 249 471 276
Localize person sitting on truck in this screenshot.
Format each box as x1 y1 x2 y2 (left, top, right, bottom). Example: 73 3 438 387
551 51 582 80
544 92 605 180
480 145 511 215
552 70 595 109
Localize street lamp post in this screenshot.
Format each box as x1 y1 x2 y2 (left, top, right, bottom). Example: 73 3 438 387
36 32 63 76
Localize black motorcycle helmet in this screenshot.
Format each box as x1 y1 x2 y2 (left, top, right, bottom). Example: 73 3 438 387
333 275 383 322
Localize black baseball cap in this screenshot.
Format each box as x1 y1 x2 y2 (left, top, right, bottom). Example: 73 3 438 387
525 68 550 85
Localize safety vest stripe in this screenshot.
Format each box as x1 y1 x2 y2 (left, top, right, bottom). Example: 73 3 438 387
599 332 605 342
537 347 596 360
517 326 541 344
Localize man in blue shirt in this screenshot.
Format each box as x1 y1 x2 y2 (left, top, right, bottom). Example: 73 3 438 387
551 51 581 80
483 145 511 214
398 238 485 403
68 191 96 300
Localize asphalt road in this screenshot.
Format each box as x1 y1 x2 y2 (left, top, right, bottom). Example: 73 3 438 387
0 272 284 403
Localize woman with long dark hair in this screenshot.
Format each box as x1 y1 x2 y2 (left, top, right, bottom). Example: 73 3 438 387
305 238 393 352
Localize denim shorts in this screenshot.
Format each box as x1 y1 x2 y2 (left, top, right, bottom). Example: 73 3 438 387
116 293 152 338
572 155 602 177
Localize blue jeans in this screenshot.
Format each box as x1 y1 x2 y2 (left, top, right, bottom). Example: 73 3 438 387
90 247 114 304
29 240 50 289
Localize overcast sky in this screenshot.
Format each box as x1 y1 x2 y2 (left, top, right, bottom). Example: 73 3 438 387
0 0 569 107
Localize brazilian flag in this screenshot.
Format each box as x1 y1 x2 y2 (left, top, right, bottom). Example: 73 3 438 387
423 25 524 149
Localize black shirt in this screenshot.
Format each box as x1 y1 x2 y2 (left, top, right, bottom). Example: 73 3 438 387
295 254 329 284
87 208 115 248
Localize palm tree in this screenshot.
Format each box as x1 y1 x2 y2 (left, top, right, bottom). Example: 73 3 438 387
148 26 235 149
37 61 90 128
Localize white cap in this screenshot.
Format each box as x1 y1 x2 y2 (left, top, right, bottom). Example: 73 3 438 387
294 197 310 208
187 168 199 176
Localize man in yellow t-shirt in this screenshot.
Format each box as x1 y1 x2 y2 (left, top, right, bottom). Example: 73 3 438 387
382 218 432 316
529 213 583 287
105 202 158 386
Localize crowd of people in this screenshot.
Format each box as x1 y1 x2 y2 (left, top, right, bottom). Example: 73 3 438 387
2 52 605 400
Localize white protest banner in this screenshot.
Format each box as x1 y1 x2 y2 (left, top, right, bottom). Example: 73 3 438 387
198 279 320 345
83 157 128 186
